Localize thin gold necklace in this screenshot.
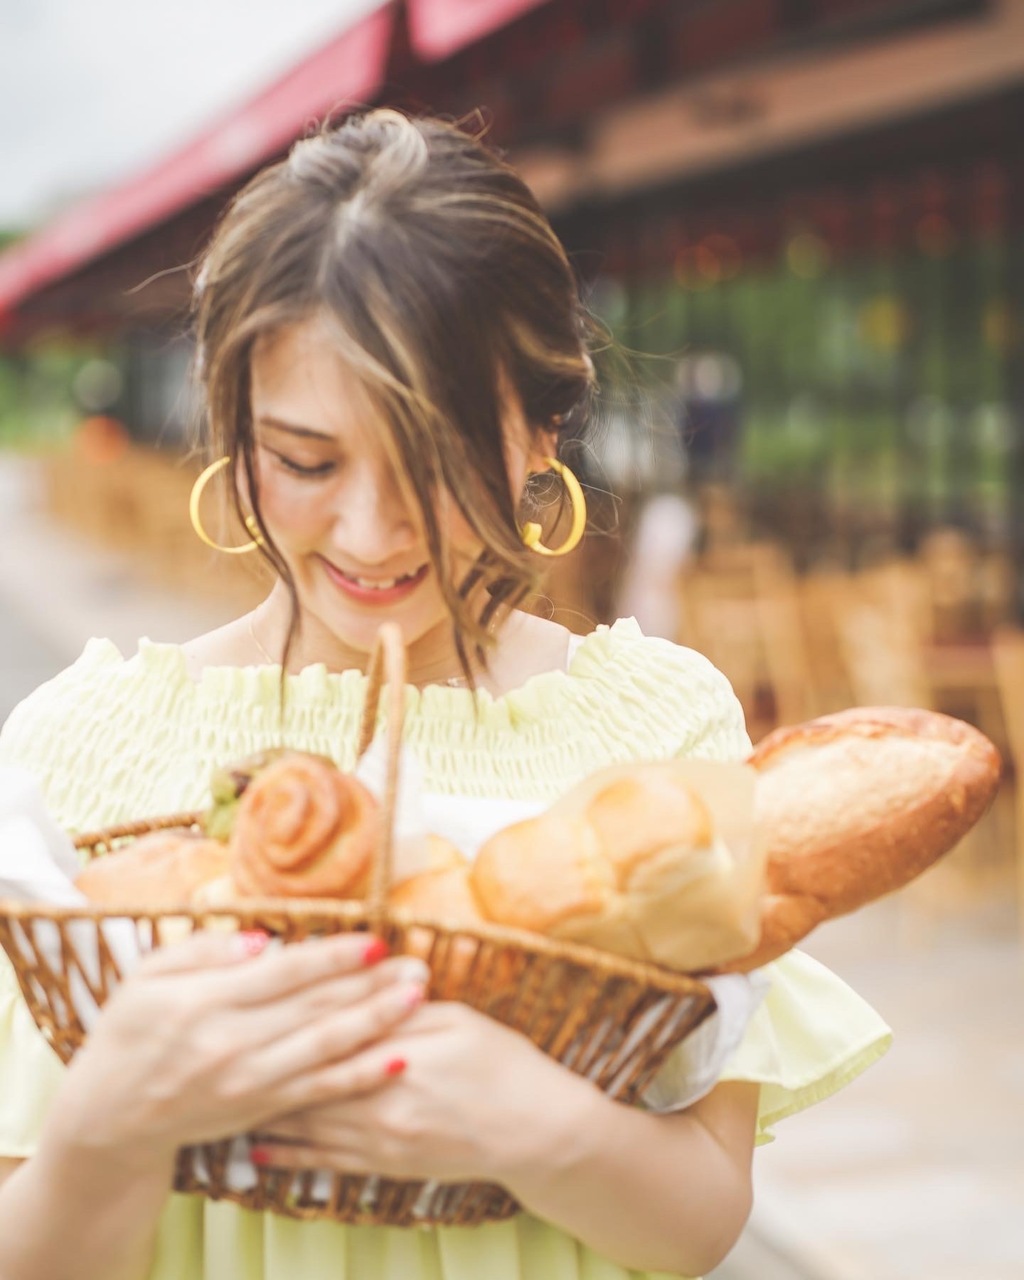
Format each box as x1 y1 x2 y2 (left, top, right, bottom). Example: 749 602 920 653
248 616 278 667
247 615 468 687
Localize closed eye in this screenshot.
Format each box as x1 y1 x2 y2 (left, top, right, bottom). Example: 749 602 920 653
273 452 336 479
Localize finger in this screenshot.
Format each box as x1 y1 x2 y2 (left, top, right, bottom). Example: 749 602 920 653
253 1109 358 1145
245 984 421 1095
270 1041 410 1114
209 933 400 1006
229 957 429 1053
249 1139 373 1175
136 928 273 977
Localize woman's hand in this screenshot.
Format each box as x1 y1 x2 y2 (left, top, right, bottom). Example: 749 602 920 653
48 930 428 1174
250 1000 599 1183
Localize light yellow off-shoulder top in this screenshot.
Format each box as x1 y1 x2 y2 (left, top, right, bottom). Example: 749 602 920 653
0 618 891 1280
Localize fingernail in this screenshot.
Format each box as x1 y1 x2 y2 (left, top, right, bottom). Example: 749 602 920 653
362 938 389 966
250 1146 272 1166
239 930 270 957
385 1058 407 1077
393 958 430 984
404 984 426 1011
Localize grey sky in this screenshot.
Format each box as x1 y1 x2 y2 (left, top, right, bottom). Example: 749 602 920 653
0 0 381 229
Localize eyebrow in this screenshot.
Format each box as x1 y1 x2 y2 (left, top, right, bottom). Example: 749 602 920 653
256 415 336 442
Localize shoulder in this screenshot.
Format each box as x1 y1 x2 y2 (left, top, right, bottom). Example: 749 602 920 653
179 615 256 681
569 617 752 763
493 611 574 686
0 637 127 749
0 638 191 825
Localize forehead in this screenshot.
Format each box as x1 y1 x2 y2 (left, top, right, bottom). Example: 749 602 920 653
250 316 378 434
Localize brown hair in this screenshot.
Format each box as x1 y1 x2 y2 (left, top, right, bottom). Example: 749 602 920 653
193 108 596 677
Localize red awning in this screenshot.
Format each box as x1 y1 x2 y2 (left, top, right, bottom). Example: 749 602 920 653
407 0 552 61
0 0 558 324
0 4 394 317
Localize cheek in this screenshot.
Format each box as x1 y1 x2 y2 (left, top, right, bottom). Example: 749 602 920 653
255 468 332 545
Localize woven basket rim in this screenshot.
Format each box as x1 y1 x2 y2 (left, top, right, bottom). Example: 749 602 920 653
0 873 715 1002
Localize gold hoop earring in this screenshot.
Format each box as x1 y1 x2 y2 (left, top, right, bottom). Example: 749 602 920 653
520 457 587 558
189 456 264 555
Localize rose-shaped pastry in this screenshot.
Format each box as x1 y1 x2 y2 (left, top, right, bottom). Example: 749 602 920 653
205 747 336 841
229 753 380 898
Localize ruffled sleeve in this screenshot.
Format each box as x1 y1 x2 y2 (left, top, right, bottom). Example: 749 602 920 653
563 618 753 768
0 953 65 1157
717 948 892 1144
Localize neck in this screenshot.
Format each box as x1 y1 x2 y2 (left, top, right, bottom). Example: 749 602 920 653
253 583 488 689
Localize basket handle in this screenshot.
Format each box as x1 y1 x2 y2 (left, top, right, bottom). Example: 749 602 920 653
355 623 408 927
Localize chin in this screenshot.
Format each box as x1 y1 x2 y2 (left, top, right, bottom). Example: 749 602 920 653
309 595 447 659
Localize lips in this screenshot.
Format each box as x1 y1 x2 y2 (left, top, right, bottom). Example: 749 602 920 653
319 557 430 605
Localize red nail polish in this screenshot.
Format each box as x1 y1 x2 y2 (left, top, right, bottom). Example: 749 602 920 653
362 938 389 966
385 1058 407 1077
250 1146 272 1166
239 930 270 957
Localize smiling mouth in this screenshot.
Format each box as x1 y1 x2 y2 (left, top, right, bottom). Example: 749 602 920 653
328 561 430 591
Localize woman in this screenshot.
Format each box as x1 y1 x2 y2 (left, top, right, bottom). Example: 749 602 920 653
0 110 890 1280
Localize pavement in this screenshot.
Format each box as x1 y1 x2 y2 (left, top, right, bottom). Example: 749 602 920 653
1 452 1022 1280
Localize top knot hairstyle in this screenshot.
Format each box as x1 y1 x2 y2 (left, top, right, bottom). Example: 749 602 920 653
193 109 598 671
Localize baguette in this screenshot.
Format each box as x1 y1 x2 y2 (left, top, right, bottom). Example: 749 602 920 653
715 706 1002 972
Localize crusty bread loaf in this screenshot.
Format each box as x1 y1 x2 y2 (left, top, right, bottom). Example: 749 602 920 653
472 763 763 971
76 829 231 908
715 706 1002 972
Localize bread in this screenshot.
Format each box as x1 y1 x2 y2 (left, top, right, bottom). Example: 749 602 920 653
387 836 483 922
472 763 763 971
387 837 494 998
76 828 231 908
229 753 379 898
84 705 1000 979
715 706 1002 972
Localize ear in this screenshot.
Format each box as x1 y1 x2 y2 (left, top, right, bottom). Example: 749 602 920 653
526 427 559 473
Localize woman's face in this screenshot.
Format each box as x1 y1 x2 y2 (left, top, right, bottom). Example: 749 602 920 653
247 316 540 656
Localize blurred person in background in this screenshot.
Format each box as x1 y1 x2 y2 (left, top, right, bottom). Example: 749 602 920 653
615 488 699 640
0 110 889 1280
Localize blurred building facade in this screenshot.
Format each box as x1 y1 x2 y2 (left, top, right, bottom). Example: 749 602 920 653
1 0 1022 597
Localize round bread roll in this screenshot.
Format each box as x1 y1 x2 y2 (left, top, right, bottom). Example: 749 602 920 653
76 828 231 909
472 763 762 971
387 837 494 999
716 706 1002 972
230 753 379 899
387 836 480 920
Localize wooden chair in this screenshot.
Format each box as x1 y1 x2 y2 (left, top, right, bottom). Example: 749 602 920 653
676 569 769 740
676 541 810 741
795 568 857 716
919 527 979 643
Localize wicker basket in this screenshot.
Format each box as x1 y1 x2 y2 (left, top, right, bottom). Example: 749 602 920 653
0 624 716 1227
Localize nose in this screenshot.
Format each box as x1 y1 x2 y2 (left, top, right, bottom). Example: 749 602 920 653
331 461 419 567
